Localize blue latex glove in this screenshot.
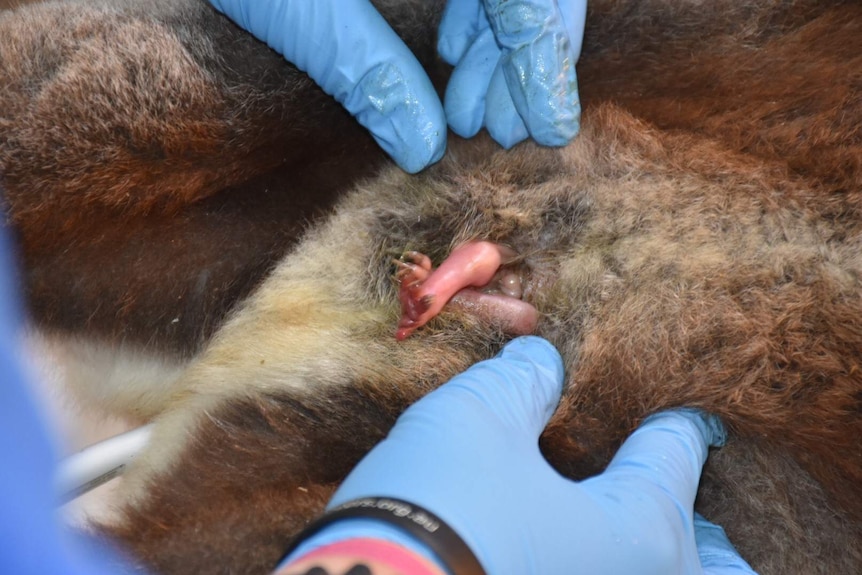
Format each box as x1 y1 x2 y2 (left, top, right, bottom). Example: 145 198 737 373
0 223 129 575
207 0 447 174
439 0 586 149
284 336 757 574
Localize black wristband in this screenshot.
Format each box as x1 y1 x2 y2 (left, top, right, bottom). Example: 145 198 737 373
282 497 486 575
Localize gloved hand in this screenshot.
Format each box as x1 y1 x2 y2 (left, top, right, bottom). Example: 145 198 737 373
207 0 447 174
285 336 757 574
209 1 587 174
0 227 128 575
439 0 586 149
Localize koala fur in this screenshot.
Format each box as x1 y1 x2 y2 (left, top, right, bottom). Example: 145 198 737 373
1 1 861 574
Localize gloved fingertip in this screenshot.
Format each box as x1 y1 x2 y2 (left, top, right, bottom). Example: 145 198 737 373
488 123 528 150
512 84 581 148
485 64 528 148
444 336 564 433
643 408 728 449
444 98 484 139
701 412 728 448
679 408 727 448
496 336 565 390
530 116 581 148
384 130 446 174
352 62 447 174
442 28 500 139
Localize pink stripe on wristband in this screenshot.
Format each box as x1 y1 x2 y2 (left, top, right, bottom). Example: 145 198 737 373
284 537 446 575
280 497 484 575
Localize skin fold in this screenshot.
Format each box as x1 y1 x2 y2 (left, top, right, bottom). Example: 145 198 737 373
1 1 861 574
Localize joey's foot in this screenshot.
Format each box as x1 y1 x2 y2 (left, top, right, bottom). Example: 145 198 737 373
394 241 539 340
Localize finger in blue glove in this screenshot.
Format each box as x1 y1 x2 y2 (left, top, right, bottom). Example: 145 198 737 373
208 0 446 173
280 336 564 571
325 339 731 574
284 336 739 574
440 0 587 149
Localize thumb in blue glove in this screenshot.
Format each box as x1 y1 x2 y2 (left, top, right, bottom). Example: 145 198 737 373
282 336 756 574
439 0 586 149
208 0 447 174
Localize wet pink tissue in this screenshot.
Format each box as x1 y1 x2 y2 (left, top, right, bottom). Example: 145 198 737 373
395 241 539 340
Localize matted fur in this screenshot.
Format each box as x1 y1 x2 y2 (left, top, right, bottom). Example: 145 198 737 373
1 1 861 574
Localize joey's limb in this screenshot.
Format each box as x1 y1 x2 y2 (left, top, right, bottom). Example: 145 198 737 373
395 241 539 340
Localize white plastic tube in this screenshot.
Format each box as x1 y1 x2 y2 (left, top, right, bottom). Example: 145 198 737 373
56 423 154 502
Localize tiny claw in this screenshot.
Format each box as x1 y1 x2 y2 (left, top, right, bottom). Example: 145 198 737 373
399 284 433 322
394 259 429 283
400 251 432 271
394 241 537 340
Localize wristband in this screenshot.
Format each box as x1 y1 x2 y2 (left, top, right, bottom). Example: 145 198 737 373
282 497 486 575
278 538 444 575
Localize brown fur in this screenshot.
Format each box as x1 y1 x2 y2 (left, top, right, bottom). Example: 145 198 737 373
0 0 447 355
2 1 861 574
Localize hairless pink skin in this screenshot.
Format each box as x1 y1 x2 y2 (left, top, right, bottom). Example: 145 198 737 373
395 241 539 340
